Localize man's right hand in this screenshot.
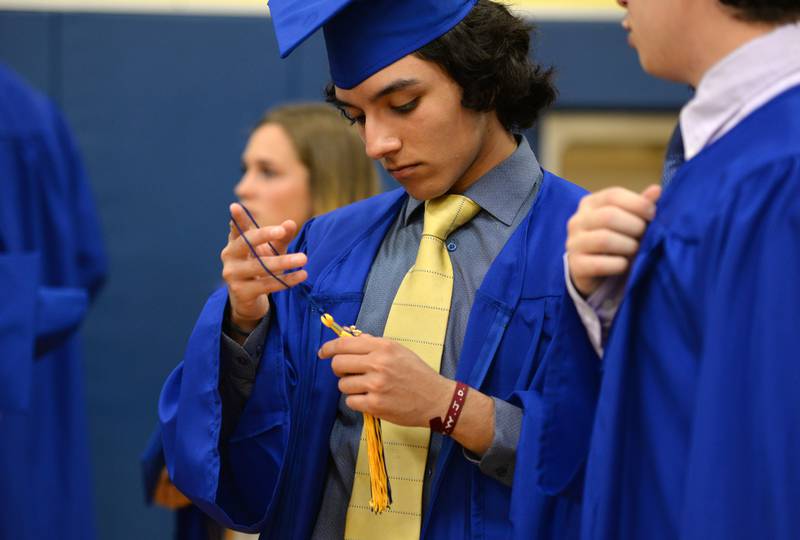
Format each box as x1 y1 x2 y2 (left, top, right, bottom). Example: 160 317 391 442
566 185 662 298
221 203 308 332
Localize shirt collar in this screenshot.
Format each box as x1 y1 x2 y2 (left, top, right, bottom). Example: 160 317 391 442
680 23 800 161
402 136 541 227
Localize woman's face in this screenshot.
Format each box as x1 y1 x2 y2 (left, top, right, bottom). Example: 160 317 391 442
235 123 312 228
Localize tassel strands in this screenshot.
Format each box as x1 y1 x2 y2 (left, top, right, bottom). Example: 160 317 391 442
362 413 391 513
321 314 392 513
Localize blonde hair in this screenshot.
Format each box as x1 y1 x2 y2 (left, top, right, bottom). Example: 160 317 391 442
257 103 381 215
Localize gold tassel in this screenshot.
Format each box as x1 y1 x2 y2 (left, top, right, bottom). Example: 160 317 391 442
321 313 392 513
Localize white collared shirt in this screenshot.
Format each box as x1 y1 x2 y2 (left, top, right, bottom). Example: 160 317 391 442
568 22 800 357
681 22 800 161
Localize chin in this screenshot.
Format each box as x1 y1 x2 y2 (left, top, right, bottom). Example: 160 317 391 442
403 167 465 200
640 58 687 84
402 181 450 202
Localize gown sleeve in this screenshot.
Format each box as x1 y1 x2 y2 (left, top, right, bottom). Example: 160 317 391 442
159 286 291 533
526 286 602 496
0 100 105 412
159 223 314 533
509 293 602 539
0 253 39 412
680 157 800 540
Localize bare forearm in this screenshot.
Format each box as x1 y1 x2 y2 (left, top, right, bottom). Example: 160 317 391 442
449 386 495 456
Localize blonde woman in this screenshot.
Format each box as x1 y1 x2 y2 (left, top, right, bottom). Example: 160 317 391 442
235 103 380 229
142 103 380 540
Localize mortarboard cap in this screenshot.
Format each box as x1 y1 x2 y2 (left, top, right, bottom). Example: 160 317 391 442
268 0 478 89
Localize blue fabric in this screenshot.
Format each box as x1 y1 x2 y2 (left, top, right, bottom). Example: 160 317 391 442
661 123 685 188
0 253 39 411
141 428 210 540
312 139 542 536
566 86 800 540
159 171 586 539
141 428 167 506
0 63 107 539
269 0 476 89
175 506 216 540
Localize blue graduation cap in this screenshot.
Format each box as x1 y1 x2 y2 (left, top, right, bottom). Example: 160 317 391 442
268 0 477 89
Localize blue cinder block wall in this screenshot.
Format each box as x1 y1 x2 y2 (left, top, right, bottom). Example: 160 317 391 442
0 10 689 539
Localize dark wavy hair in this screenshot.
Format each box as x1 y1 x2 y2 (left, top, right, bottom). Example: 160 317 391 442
719 0 800 23
325 0 556 132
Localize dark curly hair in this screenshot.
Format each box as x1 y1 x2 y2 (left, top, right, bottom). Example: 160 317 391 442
719 0 800 23
325 0 556 133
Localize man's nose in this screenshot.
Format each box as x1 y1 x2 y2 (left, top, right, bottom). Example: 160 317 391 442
363 120 401 160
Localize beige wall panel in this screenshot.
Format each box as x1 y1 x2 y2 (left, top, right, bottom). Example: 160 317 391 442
540 113 678 193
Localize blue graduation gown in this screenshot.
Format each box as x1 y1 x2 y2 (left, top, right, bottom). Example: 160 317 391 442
141 427 212 540
547 86 800 540
0 64 107 539
159 171 586 539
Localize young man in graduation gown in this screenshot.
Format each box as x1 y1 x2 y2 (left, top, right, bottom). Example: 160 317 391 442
548 1 800 539
0 63 107 539
159 1 587 538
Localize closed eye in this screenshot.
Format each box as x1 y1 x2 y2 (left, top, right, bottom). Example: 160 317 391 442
392 97 419 114
259 165 277 178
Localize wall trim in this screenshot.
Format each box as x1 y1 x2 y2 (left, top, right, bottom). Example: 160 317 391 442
0 1 622 21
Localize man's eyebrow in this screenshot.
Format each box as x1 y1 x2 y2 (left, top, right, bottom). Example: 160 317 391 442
330 96 354 110
332 78 422 109
370 78 420 102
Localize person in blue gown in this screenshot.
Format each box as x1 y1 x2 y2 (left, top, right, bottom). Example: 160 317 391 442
552 1 800 539
0 63 107 539
159 1 588 538
142 103 381 540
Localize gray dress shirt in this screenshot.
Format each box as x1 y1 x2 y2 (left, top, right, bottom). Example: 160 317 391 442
220 137 543 539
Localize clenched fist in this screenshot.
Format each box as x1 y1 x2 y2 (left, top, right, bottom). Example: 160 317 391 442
566 185 661 297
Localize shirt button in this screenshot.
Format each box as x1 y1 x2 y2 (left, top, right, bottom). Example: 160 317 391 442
237 356 249 366
446 241 457 252
426 467 433 477
601 299 616 311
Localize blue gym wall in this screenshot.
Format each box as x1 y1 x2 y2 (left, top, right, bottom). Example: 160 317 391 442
0 10 690 539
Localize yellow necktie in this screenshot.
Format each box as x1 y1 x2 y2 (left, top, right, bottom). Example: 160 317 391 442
344 194 481 540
